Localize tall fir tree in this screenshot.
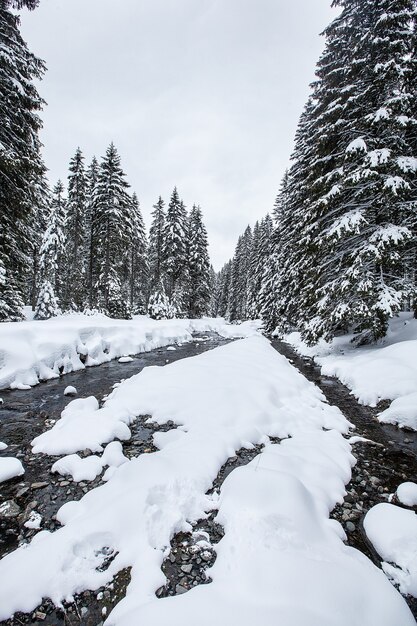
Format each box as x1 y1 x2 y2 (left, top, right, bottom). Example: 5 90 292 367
85 156 99 309
163 188 189 312
64 147 87 309
38 180 67 302
229 226 252 321
0 0 46 320
91 143 132 319
128 192 149 314
149 196 166 289
188 205 211 317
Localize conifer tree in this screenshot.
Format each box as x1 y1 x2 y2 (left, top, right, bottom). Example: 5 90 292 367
0 0 46 319
85 156 99 309
92 143 132 319
163 188 189 313
188 205 211 317
215 261 233 318
128 192 149 313
149 196 166 290
229 226 252 321
65 147 87 309
34 279 60 320
39 181 67 301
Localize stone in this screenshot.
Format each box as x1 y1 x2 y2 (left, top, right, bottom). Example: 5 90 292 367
181 563 193 574
15 486 29 498
31 482 48 490
175 584 188 595
0 500 21 519
33 611 46 621
346 521 356 533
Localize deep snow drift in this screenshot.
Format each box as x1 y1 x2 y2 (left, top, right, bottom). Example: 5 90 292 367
286 313 417 430
0 313 260 390
0 336 413 624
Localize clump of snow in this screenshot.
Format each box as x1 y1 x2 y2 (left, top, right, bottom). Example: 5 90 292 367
364 503 417 597
51 442 128 483
287 313 417 430
346 137 367 153
0 313 260 391
24 511 42 530
64 386 77 396
0 442 7 451
0 457 24 483
396 482 417 507
118 356 133 363
0 337 412 624
166 346 177 351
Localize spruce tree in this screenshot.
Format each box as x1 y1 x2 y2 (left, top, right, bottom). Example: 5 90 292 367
65 147 87 309
188 205 211 317
149 196 166 290
85 156 99 309
39 181 67 302
128 192 149 314
0 0 46 320
34 279 60 320
163 188 188 313
229 226 252 321
92 143 132 319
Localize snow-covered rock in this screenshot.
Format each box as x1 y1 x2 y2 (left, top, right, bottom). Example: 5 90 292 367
396 482 417 507
64 385 77 396
0 457 24 484
364 503 417 597
118 356 133 363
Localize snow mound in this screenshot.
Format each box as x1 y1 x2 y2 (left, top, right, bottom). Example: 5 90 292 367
364 503 417 597
0 457 24 483
0 442 7 451
396 482 417 507
64 385 77 396
51 442 128 482
0 313 260 391
118 356 133 363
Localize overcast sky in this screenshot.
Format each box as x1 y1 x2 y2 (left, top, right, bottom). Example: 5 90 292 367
20 0 337 269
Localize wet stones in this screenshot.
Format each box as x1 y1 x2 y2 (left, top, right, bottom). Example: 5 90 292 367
0 500 21 519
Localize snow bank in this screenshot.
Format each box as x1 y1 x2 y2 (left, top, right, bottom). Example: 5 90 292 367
0 336 412 623
364 503 417 597
51 442 128 482
0 313 260 390
287 313 417 429
0 457 24 483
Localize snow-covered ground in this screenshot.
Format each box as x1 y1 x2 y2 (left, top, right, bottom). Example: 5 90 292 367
286 313 417 430
0 313 260 390
0 336 413 624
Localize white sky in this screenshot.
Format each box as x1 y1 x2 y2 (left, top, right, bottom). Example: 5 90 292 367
20 0 337 270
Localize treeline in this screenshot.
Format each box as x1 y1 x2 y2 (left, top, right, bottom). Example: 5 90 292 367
33 145 213 320
217 0 417 344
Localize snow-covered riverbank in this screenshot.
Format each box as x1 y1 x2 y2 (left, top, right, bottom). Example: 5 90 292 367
0 335 413 625
286 313 417 430
0 314 260 391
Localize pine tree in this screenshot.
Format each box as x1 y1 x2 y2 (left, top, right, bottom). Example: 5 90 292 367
215 261 233 318
163 188 189 313
229 226 252 321
85 156 99 309
148 279 174 320
0 0 46 320
149 196 166 290
92 143 132 318
39 181 67 301
34 279 60 320
128 192 149 314
0 255 24 322
188 205 211 317
64 147 87 309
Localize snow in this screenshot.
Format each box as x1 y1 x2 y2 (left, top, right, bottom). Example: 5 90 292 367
397 156 417 173
118 356 133 363
0 441 7 451
64 385 77 396
364 503 417 597
24 511 42 530
0 457 25 483
396 482 417 507
0 313 260 390
51 442 128 482
0 336 413 624
287 313 417 429
346 137 367 153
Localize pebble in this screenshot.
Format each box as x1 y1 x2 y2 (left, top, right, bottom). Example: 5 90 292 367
0 500 21 518
31 481 49 490
175 584 188 595
346 521 356 533
181 563 193 574
34 611 46 620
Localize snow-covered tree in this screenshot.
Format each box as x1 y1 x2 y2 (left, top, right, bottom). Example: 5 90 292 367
39 181 67 301
64 147 87 309
188 205 211 317
92 143 132 318
229 226 252 321
34 279 60 320
163 188 189 306
149 196 166 289
128 192 148 314
0 255 24 322
148 280 174 320
85 156 99 309
0 0 46 320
